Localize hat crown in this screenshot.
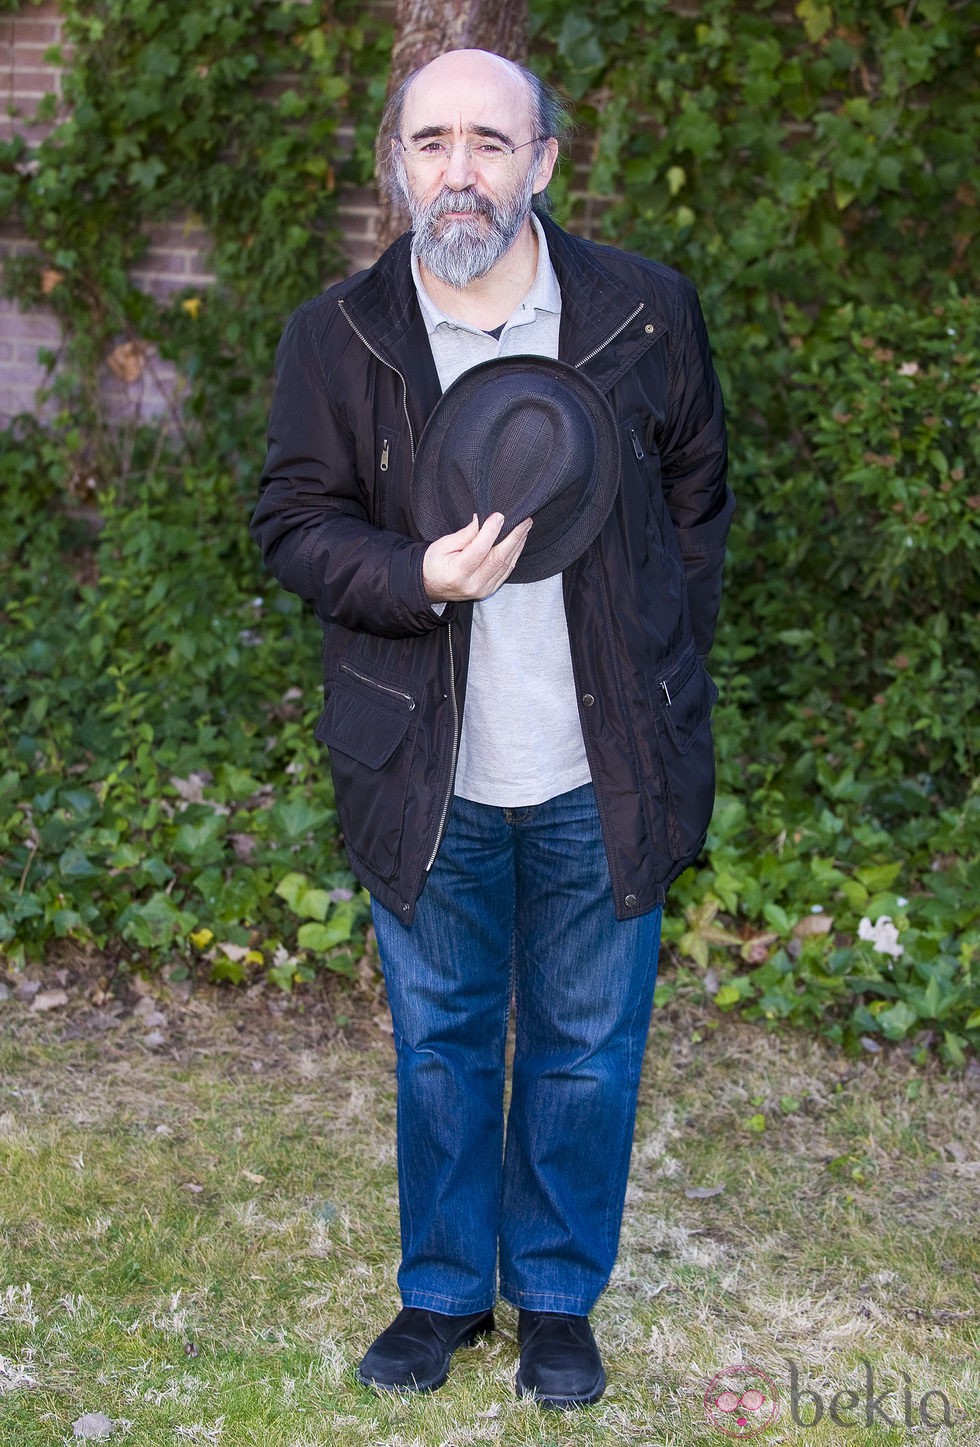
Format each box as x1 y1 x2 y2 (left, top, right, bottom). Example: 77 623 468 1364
466 385 594 527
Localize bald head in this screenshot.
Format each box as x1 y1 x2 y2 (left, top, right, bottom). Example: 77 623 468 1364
376 49 569 211
404 50 538 138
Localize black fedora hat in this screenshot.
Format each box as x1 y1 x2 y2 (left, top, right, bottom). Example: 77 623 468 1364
410 355 620 584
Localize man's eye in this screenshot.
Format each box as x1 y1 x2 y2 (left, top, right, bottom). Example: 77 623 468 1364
475 142 507 158
419 141 448 157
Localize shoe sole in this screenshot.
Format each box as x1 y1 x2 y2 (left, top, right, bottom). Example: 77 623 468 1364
356 1319 494 1394
515 1365 606 1409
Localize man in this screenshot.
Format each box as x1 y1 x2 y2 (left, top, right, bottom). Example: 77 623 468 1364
252 49 733 1408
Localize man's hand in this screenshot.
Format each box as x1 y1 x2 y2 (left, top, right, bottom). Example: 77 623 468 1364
423 513 532 603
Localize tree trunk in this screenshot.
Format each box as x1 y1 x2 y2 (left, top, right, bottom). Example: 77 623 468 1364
374 0 528 252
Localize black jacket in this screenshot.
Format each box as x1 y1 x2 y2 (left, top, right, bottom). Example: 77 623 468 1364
252 216 734 924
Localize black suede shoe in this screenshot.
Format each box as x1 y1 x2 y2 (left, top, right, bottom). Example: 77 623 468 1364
515 1309 606 1408
356 1306 495 1393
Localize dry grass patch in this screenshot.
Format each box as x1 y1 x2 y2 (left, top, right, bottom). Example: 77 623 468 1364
0 974 977 1446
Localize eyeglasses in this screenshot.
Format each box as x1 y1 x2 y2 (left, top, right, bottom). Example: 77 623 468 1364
396 135 546 166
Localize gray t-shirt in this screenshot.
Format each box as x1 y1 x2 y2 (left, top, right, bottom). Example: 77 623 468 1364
412 216 591 807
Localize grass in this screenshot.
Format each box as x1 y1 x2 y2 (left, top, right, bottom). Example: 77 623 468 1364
0 966 977 1446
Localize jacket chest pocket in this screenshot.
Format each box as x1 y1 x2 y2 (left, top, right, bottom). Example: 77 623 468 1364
372 425 405 532
625 415 666 554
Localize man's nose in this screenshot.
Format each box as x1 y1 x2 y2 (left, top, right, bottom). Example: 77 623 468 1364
442 142 477 188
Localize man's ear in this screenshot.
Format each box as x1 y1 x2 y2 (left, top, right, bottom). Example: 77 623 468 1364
532 137 560 196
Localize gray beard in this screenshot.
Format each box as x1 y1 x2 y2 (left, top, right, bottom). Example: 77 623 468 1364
405 172 536 289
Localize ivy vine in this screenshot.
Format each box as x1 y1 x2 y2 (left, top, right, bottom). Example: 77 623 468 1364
0 0 390 477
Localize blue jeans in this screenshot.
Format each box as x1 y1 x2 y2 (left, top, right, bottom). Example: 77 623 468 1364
371 783 662 1316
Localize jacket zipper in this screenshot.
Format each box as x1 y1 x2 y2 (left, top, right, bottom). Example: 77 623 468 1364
339 300 460 885
340 662 415 711
575 302 645 370
659 648 698 708
425 621 459 873
338 301 416 452
569 299 649 915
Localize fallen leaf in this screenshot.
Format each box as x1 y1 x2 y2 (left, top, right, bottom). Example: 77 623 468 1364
241 1170 266 1184
684 1184 725 1199
170 771 212 804
182 1182 204 1193
134 996 165 1020
217 942 250 962
32 988 69 1012
741 932 779 963
106 340 146 384
793 913 834 938
73 1413 114 1439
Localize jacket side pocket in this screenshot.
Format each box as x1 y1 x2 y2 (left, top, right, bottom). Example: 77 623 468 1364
315 672 416 881
656 643 718 755
652 642 719 862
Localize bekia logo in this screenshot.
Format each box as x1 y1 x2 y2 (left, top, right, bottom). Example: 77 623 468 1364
704 1359 955 1436
704 1364 781 1437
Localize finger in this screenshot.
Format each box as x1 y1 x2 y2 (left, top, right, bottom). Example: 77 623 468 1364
488 518 532 570
476 519 532 592
436 513 481 551
459 512 508 565
498 516 533 557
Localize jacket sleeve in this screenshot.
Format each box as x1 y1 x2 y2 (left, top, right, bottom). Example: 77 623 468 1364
250 301 448 639
658 276 734 657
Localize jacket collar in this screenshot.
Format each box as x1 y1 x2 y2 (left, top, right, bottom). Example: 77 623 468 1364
539 215 666 391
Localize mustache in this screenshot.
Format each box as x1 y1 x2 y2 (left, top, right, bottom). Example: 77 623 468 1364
427 188 496 221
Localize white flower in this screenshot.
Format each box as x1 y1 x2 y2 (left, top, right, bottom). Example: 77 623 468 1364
858 915 904 959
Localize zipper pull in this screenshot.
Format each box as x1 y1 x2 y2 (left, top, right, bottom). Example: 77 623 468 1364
661 679 673 706
380 438 389 473
629 426 644 461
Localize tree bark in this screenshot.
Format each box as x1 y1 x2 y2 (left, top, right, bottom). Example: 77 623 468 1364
374 0 528 253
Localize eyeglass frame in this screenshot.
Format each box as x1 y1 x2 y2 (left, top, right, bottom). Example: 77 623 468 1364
395 134 548 166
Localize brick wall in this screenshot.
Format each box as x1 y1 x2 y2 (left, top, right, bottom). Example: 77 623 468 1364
1 2 65 422
0 3 384 427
